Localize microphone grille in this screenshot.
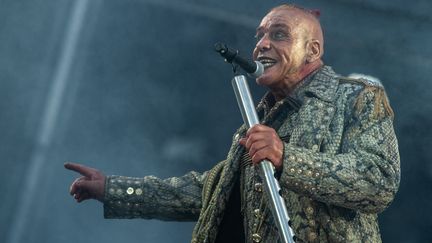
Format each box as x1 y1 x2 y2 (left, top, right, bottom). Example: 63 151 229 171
251 61 264 78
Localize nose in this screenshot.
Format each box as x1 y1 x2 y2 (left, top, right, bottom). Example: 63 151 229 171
256 34 271 52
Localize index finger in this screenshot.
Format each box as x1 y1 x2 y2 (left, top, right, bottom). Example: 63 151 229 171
246 124 268 135
64 162 94 177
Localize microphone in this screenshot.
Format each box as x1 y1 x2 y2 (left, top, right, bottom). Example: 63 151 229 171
214 42 264 78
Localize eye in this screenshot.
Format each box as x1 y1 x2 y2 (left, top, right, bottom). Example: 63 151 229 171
271 30 287 41
254 32 264 41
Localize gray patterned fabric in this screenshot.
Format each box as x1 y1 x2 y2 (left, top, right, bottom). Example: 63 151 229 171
104 66 400 243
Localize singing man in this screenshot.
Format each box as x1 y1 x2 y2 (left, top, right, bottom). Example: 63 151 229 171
66 4 400 242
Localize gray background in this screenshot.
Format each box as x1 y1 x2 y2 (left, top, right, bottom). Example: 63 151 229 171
1 0 431 242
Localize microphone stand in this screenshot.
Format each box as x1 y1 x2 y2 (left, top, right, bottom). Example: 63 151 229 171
231 67 296 243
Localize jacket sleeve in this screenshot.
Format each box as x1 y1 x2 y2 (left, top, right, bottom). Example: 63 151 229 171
279 87 400 213
103 170 207 221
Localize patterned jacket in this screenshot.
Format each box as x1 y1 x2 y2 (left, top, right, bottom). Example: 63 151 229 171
103 66 400 243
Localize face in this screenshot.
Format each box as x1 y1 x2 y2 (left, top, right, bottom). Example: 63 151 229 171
253 9 310 89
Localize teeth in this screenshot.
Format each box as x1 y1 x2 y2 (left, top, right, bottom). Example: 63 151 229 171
258 58 276 69
263 62 275 68
258 57 276 64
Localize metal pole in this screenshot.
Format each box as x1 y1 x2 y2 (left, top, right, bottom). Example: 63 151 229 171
232 74 296 243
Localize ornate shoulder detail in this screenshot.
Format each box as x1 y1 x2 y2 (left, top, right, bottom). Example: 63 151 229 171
338 74 393 119
338 73 383 89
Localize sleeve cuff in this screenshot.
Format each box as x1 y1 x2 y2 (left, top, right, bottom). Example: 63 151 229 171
279 144 324 195
103 175 146 218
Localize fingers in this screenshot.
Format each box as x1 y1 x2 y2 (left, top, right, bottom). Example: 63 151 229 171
64 162 94 177
251 149 268 165
245 132 272 150
75 192 91 203
251 147 280 166
240 127 274 150
249 140 269 157
251 147 283 170
240 126 278 151
70 177 84 195
239 125 283 169
70 176 92 192
246 124 271 136
70 179 92 202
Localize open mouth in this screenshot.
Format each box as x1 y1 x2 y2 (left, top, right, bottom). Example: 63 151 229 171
257 56 277 69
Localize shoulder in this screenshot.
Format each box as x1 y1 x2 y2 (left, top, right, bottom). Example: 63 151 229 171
315 66 384 98
338 73 384 90
336 73 393 119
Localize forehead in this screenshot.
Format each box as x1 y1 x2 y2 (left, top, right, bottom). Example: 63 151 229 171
257 9 302 31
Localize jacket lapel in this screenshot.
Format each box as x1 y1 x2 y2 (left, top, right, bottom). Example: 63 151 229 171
289 66 339 152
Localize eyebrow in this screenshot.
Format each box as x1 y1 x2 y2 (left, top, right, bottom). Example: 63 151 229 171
256 23 291 33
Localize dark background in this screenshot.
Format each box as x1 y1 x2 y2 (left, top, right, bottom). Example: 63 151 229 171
1 0 431 242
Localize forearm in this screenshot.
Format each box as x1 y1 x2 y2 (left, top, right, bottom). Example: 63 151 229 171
279 117 400 213
280 145 399 213
104 171 206 221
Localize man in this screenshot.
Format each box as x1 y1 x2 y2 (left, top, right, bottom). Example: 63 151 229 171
66 4 400 242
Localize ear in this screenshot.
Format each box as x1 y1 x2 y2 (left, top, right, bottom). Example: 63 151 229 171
306 39 322 63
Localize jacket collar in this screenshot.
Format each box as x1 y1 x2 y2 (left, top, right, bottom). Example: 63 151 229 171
296 65 340 103
257 65 340 112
